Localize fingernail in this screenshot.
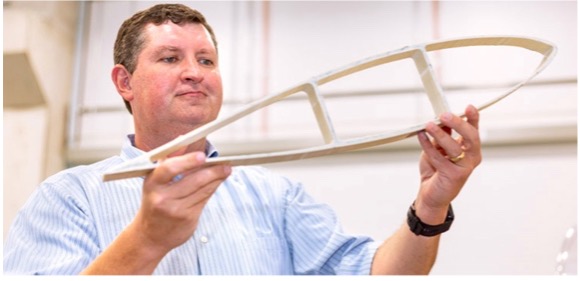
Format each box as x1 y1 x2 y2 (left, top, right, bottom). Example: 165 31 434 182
441 112 452 121
426 122 437 131
196 153 206 162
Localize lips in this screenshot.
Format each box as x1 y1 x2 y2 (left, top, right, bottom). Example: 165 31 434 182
176 90 207 98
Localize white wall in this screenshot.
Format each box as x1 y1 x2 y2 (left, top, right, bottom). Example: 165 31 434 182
3 1 78 239
3 0 577 275
3 107 48 239
263 142 577 274
69 1 576 156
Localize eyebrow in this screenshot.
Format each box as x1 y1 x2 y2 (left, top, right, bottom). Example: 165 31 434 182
196 48 217 56
151 46 180 57
151 46 216 57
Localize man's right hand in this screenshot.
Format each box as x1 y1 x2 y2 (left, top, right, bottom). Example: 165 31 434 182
136 151 232 256
82 152 231 275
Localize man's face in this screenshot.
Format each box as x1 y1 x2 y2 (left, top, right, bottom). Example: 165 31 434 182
128 22 222 135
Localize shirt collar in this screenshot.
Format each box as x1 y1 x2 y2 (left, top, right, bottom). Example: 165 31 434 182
121 134 219 161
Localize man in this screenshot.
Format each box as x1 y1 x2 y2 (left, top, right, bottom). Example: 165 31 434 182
3 4 481 275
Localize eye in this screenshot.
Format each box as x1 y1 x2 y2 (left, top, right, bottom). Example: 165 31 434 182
161 56 178 63
199 59 215 66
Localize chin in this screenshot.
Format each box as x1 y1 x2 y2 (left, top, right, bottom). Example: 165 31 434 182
188 115 217 128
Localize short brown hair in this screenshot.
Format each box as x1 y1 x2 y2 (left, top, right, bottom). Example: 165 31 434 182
113 4 218 114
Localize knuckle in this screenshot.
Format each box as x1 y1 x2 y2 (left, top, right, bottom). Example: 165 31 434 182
158 162 181 177
199 168 214 180
205 165 228 180
431 126 447 139
149 195 169 212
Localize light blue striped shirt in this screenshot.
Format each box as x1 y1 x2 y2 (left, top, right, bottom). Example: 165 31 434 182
4 135 379 275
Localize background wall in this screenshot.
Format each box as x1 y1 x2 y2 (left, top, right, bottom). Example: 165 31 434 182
3 0 577 275
3 0 79 245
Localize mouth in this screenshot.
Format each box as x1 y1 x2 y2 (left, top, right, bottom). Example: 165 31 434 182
176 91 207 98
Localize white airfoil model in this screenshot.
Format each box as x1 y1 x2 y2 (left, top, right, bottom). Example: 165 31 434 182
103 36 557 182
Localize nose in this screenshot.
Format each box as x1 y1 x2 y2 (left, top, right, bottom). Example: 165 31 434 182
181 60 204 84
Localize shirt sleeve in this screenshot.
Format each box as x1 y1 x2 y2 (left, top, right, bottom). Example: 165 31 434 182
3 179 100 275
283 180 380 275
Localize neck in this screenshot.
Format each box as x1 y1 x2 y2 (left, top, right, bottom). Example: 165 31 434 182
133 119 210 155
133 133 208 157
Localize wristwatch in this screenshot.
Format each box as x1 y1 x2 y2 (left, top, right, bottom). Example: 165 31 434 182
407 201 454 237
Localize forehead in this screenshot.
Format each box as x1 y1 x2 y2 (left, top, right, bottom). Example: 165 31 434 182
140 21 215 51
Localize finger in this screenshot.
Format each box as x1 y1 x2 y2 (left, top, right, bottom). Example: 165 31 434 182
441 125 452 136
148 152 207 185
438 111 479 152
172 164 232 199
425 122 463 160
418 130 450 167
183 177 227 209
431 125 452 151
465 104 480 130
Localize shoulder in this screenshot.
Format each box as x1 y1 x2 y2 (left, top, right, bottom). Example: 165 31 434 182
43 156 122 187
33 156 124 205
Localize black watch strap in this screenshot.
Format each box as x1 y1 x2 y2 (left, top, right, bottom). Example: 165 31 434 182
407 202 454 237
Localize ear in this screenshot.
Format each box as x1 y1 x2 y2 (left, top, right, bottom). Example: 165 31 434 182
111 64 134 103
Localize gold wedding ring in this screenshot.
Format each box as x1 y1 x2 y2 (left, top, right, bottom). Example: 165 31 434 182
449 151 465 163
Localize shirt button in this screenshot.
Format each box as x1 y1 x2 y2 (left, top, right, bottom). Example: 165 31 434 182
200 236 209 243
